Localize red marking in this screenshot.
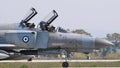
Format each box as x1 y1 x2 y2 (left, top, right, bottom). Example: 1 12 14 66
59 34 62 36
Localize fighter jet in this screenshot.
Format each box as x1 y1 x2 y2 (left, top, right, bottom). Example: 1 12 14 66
0 8 113 67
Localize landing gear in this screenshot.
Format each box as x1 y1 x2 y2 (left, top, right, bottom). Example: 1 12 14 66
86 54 91 60
27 58 32 61
62 61 69 67
60 49 72 67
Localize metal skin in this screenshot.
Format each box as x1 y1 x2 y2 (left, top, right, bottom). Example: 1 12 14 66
48 31 113 53
0 50 9 59
0 8 113 59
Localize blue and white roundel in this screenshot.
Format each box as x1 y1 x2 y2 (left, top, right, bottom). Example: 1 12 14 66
22 36 29 43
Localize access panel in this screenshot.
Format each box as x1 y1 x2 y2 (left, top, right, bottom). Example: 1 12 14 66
35 31 49 49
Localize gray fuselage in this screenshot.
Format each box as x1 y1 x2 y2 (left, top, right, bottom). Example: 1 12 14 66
0 23 113 53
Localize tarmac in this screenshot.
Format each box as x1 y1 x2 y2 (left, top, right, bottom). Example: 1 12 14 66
0 59 120 62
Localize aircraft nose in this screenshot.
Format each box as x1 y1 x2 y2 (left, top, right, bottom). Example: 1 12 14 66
95 38 114 49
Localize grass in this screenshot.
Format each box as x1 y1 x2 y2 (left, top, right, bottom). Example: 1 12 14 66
0 62 120 68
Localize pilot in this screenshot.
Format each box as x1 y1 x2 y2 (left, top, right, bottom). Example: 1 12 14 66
26 23 31 27
26 23 35 29
47 25 55 32
29 23 35 29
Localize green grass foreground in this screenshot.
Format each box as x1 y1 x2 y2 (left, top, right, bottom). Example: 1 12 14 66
0 62 120 68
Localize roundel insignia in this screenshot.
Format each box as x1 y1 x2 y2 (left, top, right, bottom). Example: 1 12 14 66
22 36 29 43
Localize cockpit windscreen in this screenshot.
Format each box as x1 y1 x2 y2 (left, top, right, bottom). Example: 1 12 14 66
57 27 68 33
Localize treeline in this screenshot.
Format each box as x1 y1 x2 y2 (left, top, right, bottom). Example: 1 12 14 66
71 29 92 36
106 33 120 47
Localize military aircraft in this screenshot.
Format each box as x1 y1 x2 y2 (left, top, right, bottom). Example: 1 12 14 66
0 8 113 67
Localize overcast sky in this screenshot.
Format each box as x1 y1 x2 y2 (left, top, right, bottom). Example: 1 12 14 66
0 0 120 37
